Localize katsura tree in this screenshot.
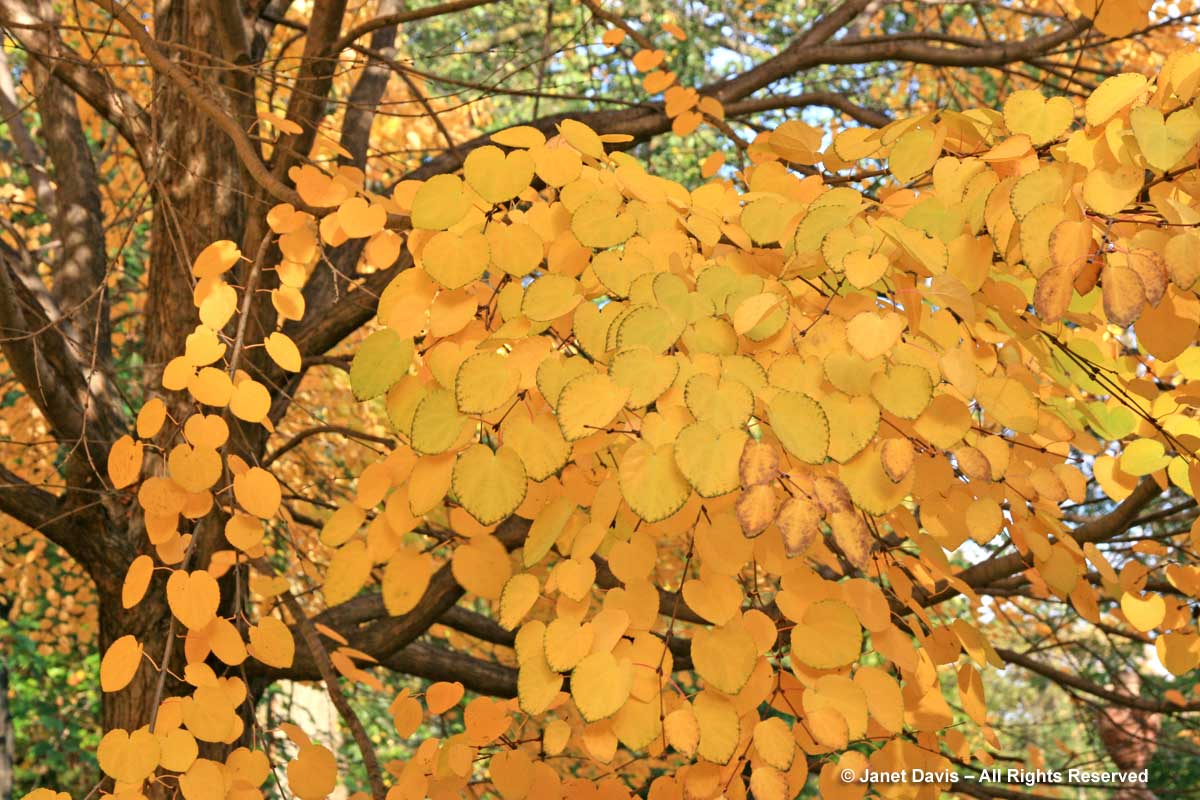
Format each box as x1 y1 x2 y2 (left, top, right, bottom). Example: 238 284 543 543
3 0 1200 798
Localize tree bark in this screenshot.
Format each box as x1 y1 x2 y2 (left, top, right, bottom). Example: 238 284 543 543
102 0 251 743
144 0 247 390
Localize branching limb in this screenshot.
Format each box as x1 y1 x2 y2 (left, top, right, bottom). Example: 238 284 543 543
89 0 303 207
996 646 1200 713
263 425 395 467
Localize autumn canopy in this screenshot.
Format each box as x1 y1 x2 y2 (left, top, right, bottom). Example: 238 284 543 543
2 0 1200 798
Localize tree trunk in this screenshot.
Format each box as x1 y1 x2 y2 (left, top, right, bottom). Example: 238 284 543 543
144 0 246 386
100 0 250 743
98 589 170 735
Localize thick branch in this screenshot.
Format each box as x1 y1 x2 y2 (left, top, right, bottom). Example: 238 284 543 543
289 252 408 357
997 647 1200 714
382 642 517 697
0 462 62 536
725 92 891 127
206 0 259 143
954 478 1162 596
0 254 87 442
29 48 112 368
90 0 303 206
269 0 348 188
404 13 1093 182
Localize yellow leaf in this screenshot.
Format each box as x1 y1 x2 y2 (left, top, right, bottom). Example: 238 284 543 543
853 665 904 733
518 651 563 717
456 351 520 414
157 728 198 772
673 422 745 497
411 174 471 230
452 444 528 525
753 717 795 771
618 441 692 522
767 391 829 464
545 617 595 672
523 496 575 567
108 434 144 489
337 196 387 238
422 229 490 289
570 651 632 721
739 439 780 486
189 367 233 407
571 198 637 248
791 598 862 669
122 555 154 609
192 240 241 278
501 406 572 481
137 398 167 438
737 483 779 537
492 125 547 149
288 745 337 800
804 674 868 740
684 374 752 429
690 618 757 694
840 443 912 516
351 329 414 401
693 690 739 764
166 570 220 630
265 332 302 372
465 145 535 203
777 496 822 557
846 312 905 360
1082 164 1143 215
601 28 626 46
167 443 222 493
229 378 270 423
557 372 630 440
185 413 229 449
843 250 889 288
559 119 606 159
889 128 939 184
1121 591 1166 632
451 534 512 600
426 681 465 714
98 728 160 783
233 467 281 518
664 706 699 757
1121 438 1171 476
499 573 540 629
870 364 932 419
100 634 143 692
1102 263 1146 326
1084 73 1148 127
382 546 434 615
486 221 544 277
522 273 582 322
248 615 295 668
976 376 1038 434
324 540 371 606
411 387 470 454
1004 90 1074 145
